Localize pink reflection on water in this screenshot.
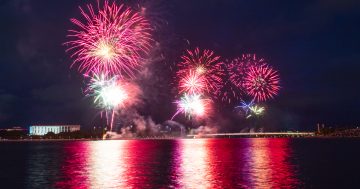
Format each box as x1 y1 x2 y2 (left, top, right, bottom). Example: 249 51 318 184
206 139 246 188
87 140 127 188
56 140 181 188
55 141 129 189
242 138 300 188
55 142 91 189
178 139 212 189
119 140 173 188
177 138 299 188
54 139 299 188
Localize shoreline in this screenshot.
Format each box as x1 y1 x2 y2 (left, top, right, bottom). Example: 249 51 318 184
1 136 360 142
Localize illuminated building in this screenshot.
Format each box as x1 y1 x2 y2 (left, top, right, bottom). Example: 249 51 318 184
29 125 80 136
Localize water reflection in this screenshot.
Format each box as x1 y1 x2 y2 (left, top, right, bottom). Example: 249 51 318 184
26 143 63 189
25 139 299 188
206 139 246 188
242 138 300 188
55 140 181 188
178 139 212 188
88 141 127 188
120 140 179 188
55 141 90 189
54 141 129 188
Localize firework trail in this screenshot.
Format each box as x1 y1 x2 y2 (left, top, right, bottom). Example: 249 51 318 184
244 65 280 101
177 48 225 97
65 0 152 77
218 78 241 104
172 93 210 120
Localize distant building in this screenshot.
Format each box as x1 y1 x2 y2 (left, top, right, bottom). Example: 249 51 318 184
29 125 80 136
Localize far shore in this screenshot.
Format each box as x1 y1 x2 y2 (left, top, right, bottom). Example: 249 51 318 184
1 136 360 142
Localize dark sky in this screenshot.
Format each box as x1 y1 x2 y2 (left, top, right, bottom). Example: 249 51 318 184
0 0 359 131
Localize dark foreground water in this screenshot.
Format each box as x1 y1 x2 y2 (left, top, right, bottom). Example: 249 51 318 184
0 138 360 189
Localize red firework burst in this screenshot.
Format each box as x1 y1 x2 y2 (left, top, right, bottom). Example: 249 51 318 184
177 48 224 97
223 54 269 103
228 54 267 89
179 70 206 94
65 0 152 77
244 65 280 101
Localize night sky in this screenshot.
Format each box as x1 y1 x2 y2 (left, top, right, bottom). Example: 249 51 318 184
0 0 359 131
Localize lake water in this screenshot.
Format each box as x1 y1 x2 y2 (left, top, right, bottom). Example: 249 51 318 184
0 138 359 188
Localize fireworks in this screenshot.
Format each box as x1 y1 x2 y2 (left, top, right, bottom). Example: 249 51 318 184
227 54 266 94
63 1 283 131
249 105 265 115
87 73 141 109
173 93 210 119
87 73 126 109
248 105 265 118
236 100 255 115
244 65 280 101
173 48 223 120
226 54 280 102
65 1 151 132
65 0 152 77
179 70 206 94
220 54 267 103
100 85 128 108
235 100 265 119
218 77 241 104
86 72 141 131
177 48 224 96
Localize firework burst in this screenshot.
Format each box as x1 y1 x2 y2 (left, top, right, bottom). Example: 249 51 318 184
235 100 255 115
247 105 265 118
65 0 152 77
235 100 265 118
172 93 210 120
87 73 128 109
179 70 206 94
228 54 266 90
86 72 141 131
177 48 224 97
244 65 280 101
249 105 265 116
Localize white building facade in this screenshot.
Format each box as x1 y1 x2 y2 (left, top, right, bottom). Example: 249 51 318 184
29 125 80 136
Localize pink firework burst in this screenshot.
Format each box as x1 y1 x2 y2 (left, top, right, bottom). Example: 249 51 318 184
65 0 152 77
177 48 225 97
244 65 280 102
179 70 206 94
228 54 267 90
223 54 269 103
